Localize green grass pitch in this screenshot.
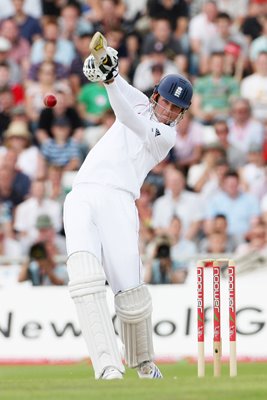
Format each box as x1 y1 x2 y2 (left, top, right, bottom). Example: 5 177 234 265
0 361 267 400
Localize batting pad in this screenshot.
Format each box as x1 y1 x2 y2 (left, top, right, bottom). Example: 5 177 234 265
115 285 154 368
67 252 124 378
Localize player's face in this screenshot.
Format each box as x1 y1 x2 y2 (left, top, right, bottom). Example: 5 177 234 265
154 96 183 126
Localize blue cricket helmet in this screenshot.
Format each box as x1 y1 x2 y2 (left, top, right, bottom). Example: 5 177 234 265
154 74 193 109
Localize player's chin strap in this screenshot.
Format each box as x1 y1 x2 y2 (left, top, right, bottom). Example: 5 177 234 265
149 92 187 126
115 284 154 368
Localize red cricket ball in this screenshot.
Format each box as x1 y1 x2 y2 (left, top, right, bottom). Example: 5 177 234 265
43 93 57 108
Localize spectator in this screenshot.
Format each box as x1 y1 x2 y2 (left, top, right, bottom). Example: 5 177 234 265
133 44 179 93
30 17 75 67
171 111 204 174
77 81 111 126
83 108 116 150
187 142 229 200
27 40 69 83
147 0 189 34
0 149 31 213
58 1 91 42
191 52 240 125
235 219 267 255
249 15 267 62
144 160 167 199
0 36 21 84
216 0 249 26
36 87 83 144
69 26 94 95
200 214 238 253
188 0 218 76
18 239 67 286
203 231 229 254
140 17 187 74
0 220 23 256
44 164 65 204
152 166 204 240
228 97 264 155
0 86 15 141
25 60 71 128
1 120 46 179
40 116 81 171
85 0 126 33
239 143 266 200
0 17 31 77
14 178 62 244
9 0 42 44
205 170 261 243
144 236 186 284
200 12 249 79
136 182 157 228
213 119 246 169
241 0 267 42
240 51 267 123
105 28 131 80
167 215 197 267
0 62 24 105
0 0 42 19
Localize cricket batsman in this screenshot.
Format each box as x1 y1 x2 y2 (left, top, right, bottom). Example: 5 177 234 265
63 32 193 380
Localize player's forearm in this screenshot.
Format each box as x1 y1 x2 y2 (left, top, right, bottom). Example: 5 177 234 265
104 80 147 137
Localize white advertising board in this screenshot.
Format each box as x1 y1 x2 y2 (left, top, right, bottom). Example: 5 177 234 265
0 268 266 362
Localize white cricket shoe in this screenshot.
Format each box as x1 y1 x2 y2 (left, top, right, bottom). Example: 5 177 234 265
100 366 123 380
137 361 163 379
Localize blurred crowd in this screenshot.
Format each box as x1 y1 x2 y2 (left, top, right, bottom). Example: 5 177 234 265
0 0 267 286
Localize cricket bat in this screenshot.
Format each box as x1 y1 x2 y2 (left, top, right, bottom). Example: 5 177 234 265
89 31 108 65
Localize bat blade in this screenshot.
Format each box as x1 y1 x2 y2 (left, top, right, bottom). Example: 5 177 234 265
89 31 108 64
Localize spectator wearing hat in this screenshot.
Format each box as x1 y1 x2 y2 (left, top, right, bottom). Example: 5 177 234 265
17 213 67 286
133 42 179 92
14 178 63 246
0 120 45 180
40 116 81 171
0 36 21 84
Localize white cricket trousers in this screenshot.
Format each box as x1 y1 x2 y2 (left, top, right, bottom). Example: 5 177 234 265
63 183 142 294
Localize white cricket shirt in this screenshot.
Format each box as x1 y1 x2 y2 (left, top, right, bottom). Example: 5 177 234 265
73 75 176 199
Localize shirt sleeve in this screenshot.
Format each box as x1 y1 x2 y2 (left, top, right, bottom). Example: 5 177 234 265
105 78 176 161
